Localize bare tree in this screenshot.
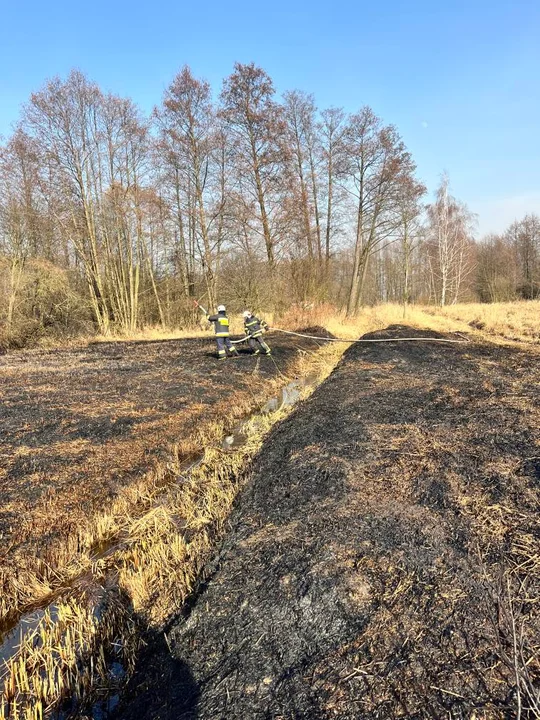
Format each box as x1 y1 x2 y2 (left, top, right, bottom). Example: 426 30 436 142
24 71 113 333
396 175 426 313
0 131 50 334
155 66 223 308
283 91 315 265
341 107 419 315
220 63 287 270
425 174 476 306
476 233 518 302
320 107 346 277
22 71 164 333
507 214 540 299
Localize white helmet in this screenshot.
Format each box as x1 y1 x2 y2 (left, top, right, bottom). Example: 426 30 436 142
217 304 226 312
242 310 251 318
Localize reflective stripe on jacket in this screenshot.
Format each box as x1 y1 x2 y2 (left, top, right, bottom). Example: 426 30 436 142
244 316 266 338
208 312 230 337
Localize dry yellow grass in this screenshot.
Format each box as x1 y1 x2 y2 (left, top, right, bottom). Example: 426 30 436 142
320 300 538 350
418 299 540 344
0 596 138 720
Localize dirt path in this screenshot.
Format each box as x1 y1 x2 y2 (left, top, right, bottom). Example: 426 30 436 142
113 326 540 719
0 333 320 569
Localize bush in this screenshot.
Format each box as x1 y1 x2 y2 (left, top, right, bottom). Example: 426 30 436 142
0 258 93 348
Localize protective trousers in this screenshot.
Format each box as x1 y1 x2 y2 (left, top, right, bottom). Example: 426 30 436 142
216 336 237 359
248 336 271 355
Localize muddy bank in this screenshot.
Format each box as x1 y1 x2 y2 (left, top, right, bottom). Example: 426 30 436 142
114 326 540 719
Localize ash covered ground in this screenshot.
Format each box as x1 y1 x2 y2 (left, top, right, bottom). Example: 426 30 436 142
0 332 321 589
113 326 540 719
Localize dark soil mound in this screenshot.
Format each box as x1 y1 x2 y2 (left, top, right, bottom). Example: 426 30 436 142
293 325 337 339
114 326 540 719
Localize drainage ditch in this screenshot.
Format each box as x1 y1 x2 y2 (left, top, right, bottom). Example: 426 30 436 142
0 372 322 720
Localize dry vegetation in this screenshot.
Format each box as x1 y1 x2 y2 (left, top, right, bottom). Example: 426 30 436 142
115 318 539 720
1 329 308 619
1 301 538 719
0 310 362 720
422 299 540 343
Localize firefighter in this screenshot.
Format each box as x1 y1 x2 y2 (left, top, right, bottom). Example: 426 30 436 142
207 305 239 360
243 310 271 355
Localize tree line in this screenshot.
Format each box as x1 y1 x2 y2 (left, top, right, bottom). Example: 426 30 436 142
0 63 538 345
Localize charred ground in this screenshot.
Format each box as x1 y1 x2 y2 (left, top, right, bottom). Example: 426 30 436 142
0 332 322 588
114 326 540 719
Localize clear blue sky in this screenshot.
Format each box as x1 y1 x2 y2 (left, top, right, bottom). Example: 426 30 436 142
1 0 539 236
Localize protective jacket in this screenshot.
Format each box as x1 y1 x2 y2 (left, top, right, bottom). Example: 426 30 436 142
244 315 267 338
208 311 230 337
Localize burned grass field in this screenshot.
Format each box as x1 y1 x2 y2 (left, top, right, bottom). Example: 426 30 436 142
115 326 540 719
0 331 322 624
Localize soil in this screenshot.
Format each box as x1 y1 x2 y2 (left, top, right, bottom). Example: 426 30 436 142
0 331 322 569
112 326 540 720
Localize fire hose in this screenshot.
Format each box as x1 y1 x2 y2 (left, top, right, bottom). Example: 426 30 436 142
232 328 469 345
194 303 469 345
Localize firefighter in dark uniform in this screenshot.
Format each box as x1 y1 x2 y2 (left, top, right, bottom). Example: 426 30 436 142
243 310 271 355
207 305 239 360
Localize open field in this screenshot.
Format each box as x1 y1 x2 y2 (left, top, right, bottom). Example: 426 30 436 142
0 302 420 625
0 334 299 544
2 324 356 719
115 324 540 719
0 331 330 622
1 301 539 718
